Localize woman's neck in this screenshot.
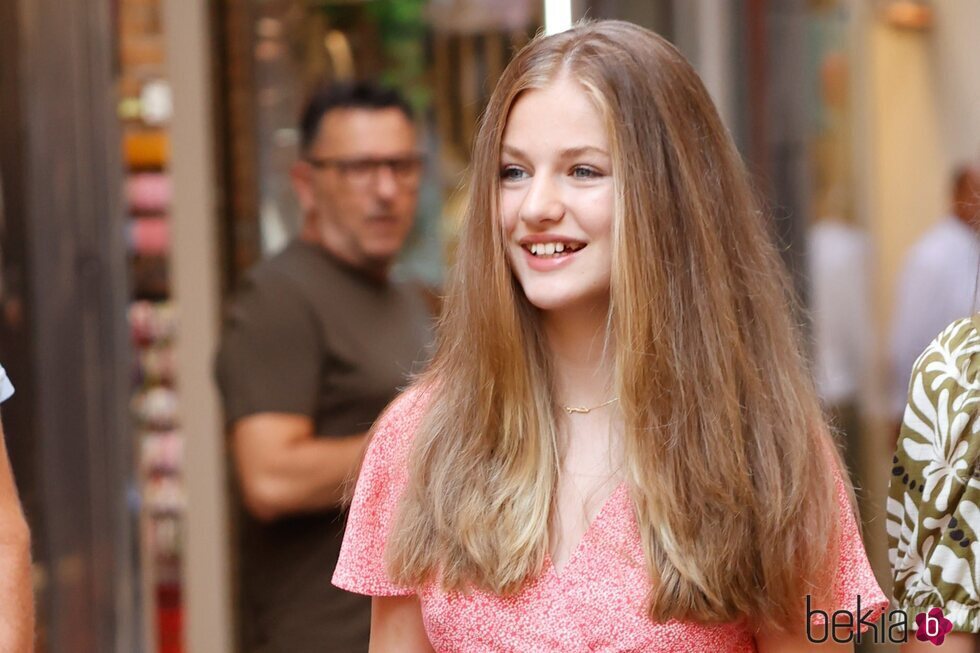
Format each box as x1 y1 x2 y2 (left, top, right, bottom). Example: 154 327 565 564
541 300 615 407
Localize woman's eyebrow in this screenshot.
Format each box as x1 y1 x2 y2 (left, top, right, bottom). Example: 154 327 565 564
501 144 610 159
501 144 528 160
559 145 609 158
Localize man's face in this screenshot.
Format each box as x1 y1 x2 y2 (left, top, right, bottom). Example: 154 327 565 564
292 107 420 273
966 169 980 223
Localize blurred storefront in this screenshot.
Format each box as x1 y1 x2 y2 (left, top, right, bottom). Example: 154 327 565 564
1 0 978 652
0 0 226 650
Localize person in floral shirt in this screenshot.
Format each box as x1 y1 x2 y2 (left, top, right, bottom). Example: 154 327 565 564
889 314 980 651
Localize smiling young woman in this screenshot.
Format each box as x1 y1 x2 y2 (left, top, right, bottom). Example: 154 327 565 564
332 20 886 652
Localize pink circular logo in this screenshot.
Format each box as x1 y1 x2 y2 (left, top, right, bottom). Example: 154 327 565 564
914 608 953 645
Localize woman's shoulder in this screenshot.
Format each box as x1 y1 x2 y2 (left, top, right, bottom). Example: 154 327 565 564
908 316 980 390
367 382 435 463
378 382 434 432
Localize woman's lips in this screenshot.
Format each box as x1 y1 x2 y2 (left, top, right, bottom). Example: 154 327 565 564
520 244 584 271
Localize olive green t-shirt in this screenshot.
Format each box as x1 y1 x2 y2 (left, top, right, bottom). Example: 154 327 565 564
214 239 433 653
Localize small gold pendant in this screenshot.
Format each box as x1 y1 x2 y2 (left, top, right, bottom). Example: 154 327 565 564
561 397 618 415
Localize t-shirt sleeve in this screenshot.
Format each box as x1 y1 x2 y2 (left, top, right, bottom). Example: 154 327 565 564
0 364 13 404
332 386 428 596
825 464 890 630
214 272 322 424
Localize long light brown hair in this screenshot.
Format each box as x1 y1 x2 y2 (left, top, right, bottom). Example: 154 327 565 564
388 20 846 630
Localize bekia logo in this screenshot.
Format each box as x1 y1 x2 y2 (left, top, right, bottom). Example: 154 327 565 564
805 595 902 644
914 608 953 646
805 596 953 645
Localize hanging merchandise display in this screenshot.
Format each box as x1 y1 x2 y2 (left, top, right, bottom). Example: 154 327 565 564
117 0 185 650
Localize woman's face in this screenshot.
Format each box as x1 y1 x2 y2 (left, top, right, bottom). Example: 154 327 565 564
499 76 615 314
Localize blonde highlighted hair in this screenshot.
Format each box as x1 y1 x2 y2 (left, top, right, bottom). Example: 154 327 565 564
388 20 845 630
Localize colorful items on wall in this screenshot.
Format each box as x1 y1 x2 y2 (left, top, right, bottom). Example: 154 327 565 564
118 0 185 650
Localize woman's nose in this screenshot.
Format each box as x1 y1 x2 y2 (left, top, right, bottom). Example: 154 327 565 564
519 174 564 224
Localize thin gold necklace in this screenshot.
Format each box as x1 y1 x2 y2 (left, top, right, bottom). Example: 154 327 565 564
562 397 619 415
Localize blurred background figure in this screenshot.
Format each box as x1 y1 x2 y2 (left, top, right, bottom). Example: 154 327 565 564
890 164 980 430
807 213 873 494
214 82 433 653
802 11 875 511
0 364 33 653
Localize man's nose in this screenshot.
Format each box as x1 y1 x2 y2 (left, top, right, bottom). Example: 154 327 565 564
520 174 564 224
374 164 399 200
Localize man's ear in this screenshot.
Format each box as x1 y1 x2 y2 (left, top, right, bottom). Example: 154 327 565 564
290 160 315 213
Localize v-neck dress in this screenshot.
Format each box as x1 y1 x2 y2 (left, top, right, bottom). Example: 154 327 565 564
333 385 888 652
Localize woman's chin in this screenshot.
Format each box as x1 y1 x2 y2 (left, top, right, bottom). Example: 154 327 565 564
521 288 609 314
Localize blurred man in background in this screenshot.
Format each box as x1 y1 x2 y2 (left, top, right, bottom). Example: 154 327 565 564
807 212 873 495
215 82 433 653
0 363 33 652
891 164 980 424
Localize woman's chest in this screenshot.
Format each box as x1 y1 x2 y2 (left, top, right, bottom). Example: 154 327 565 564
550 417 626 571
417 564 755 652
416 492 755 652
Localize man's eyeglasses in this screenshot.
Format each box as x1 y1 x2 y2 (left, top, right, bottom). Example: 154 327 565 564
306 154 424 189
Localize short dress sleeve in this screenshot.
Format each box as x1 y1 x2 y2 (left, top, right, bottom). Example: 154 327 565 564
828 462 890 626
333 384 430 596
888 315 980 632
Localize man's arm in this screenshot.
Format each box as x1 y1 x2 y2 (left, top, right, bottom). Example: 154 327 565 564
232 412 367 521
0 416 33 652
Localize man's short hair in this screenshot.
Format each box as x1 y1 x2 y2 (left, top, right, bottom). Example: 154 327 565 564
299 81 414 153
953 164 980 199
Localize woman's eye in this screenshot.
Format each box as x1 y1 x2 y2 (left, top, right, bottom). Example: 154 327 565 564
500 166 527 181
571 166 602 179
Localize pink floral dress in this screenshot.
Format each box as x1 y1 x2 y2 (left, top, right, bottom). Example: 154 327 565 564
333 386 888 652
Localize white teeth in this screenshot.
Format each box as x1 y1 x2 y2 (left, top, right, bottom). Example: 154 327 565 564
526 241 582 257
